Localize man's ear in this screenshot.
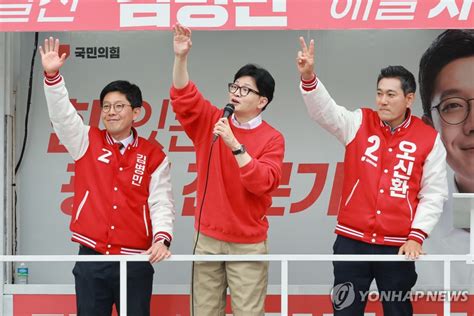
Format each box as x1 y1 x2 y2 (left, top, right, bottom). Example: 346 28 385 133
422 114 434 127
257 97 268 110
406 92 415 108
132 106 142 120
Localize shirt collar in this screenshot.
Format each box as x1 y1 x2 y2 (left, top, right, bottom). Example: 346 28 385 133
231 113 262 130
453 175 461 193
381 108 412 133
112 132 134 149
106 127 137 150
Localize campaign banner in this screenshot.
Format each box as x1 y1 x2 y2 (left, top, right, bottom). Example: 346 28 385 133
1 0 473 32
10 27 473 316
12 294 474 315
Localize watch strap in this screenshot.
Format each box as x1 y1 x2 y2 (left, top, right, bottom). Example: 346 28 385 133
232 144 246 155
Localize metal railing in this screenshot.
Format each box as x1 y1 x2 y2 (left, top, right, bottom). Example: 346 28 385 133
1 254 473 316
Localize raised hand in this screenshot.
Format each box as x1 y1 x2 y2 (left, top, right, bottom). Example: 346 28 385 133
39 37 67 76
296 37 315 81
173 24 192 58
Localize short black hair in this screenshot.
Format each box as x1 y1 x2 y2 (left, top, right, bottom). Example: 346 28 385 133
377 65 416 95
419 29 474 118
233 64 275 111
100 80 143 108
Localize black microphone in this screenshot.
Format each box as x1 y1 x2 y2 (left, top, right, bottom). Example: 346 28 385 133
212 103 235 142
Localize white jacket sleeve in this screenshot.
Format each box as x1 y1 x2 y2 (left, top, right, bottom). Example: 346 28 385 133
148 156 176 244
300 80 362 145
411 135 448 235
43 75 90 160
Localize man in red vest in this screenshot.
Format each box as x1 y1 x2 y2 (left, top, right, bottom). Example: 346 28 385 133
40 37 175 316
296 37 448 315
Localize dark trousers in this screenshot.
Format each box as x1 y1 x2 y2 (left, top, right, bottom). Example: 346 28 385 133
73 245 154 316
332 235 417 316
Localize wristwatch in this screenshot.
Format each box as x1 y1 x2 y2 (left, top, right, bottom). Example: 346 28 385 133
161 239 171 248
232 144 246 155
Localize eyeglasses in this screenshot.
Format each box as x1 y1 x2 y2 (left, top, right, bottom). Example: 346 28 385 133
101 102 132 113
431 97 473 125
228 83 260 97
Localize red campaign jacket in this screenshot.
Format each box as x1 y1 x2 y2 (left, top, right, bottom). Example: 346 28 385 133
70 127 168 254
44 73 175 254
338 109 438 246
301 79 448 246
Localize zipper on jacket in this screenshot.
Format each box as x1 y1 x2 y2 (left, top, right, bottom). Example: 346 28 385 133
75 190 89 222
345 179 360 207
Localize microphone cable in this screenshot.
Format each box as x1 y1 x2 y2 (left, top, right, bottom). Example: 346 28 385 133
190 104 234 316
190 137 216 316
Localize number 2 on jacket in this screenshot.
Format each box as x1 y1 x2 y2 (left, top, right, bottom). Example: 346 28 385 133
361 135 380 167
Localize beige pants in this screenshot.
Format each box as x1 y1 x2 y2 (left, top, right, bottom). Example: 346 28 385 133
192 233 268 316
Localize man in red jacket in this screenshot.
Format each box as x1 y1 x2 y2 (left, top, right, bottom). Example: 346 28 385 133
170 24 284 316
296 38 447 315
40 37 175 316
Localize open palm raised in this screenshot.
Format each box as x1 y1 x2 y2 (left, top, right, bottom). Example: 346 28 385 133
173 24 192 57
39 37 67 76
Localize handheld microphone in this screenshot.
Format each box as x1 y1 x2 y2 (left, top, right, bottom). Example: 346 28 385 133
212 103 235 142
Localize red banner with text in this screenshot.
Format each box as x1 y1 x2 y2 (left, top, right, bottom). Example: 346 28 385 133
1 0 473 32
13 294 474 315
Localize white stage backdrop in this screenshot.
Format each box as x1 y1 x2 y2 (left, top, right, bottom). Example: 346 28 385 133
14 29 472 290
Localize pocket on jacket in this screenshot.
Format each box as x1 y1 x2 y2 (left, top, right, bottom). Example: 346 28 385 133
74 190 89 222
142 204 150 237
344 179 360 207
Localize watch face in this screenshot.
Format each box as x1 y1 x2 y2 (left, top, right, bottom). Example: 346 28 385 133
233 145 245 155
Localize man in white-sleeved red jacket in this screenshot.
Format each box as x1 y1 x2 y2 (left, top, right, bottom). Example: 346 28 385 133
296 38 447 315
170 25 284 316
40 37 175 316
